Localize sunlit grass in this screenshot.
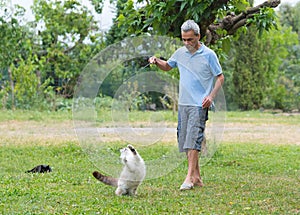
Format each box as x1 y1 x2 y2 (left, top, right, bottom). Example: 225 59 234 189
0 142 299 214
0 110 72 122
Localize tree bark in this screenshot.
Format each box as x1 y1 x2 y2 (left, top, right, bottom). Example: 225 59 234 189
7 67 15 110
205 0 281 45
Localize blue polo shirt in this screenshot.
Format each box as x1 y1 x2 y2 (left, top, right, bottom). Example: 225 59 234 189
167 43 222 107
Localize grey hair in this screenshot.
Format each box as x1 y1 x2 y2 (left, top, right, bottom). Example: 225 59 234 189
181 20 200 35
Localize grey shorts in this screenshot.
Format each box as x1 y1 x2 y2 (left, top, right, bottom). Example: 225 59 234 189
177 105 208 153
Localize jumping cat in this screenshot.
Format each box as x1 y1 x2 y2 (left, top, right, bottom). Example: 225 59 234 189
93 144 146 196
26 165 52 173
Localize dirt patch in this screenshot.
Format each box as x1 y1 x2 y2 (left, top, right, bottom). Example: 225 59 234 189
0 121 78 146
0 120 299 146
222 122 300 145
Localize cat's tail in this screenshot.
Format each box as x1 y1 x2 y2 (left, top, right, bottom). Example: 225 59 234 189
93 171 118 187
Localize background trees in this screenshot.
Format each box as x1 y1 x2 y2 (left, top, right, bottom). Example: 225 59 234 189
0 0 105 110
0 0 299 111
277 2 300 111
223 25 298 110
0 4 34 109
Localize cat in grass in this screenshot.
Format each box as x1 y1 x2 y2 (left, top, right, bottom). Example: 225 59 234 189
93 144 146 196
26 165 52 173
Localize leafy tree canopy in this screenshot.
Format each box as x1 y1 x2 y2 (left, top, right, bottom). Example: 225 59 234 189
102 0 281 46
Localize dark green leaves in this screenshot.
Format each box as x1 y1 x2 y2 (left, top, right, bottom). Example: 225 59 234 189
247 7 278 37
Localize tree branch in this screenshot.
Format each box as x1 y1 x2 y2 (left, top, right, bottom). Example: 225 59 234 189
200 0 230 37
205 0 281 45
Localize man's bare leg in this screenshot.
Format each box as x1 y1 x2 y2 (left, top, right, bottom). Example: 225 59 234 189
193 138 206 186
184 149 204 187
183 149 199 185
193 160 204 187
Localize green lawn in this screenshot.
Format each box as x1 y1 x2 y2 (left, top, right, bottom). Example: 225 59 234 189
0 110 299 214
0 142 299 214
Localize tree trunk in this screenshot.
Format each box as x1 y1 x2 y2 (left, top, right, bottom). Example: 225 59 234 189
7 67 15 110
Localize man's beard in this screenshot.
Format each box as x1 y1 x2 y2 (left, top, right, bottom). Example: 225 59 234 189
185 45 197 53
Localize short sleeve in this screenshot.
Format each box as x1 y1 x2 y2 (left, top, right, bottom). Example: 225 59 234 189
209 52 222 76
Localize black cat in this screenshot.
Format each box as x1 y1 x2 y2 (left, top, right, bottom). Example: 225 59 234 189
26 165 52 173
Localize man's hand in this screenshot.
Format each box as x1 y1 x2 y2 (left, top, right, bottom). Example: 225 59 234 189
148 56 157 64
202 95 213 108
202 74 224 108
148 56 172 71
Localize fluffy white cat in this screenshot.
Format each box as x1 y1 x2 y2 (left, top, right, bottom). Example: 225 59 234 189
93 144 146 196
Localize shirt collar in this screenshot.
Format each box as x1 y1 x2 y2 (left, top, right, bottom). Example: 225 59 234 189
184 42 204 54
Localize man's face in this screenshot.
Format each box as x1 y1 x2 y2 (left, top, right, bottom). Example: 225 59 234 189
181 30 200 53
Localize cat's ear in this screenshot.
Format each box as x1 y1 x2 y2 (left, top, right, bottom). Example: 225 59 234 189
127 145 137 155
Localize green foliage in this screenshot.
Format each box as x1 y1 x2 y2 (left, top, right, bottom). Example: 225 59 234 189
105 0 286 112
279 2 300 38
223 22 299 111
10 57 39 109
89 0 105 14
247 7 278 37
277 2 300 111
0 5 34 109
0 10 25 67
105 0 129 45
229 27 269 110
32 0 105 98
0 0 106 110
94 95 114 110
0 0 297 112
107 0 250 43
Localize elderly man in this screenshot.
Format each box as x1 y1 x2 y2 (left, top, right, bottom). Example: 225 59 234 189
149 20 224 190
